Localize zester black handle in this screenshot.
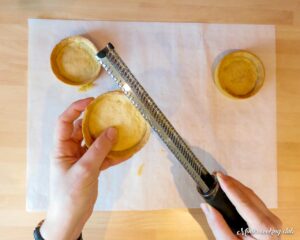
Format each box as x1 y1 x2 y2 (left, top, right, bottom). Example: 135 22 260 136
198 180 248 234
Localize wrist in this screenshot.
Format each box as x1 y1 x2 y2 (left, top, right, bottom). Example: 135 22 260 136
40 213 84 240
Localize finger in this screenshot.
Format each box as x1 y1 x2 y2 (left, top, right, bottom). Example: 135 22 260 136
216 172 275 232
268 211 283 229
71 119 83 143
56 97 94 141
221 174 267 208
78 127 118 171
99 159 111 171
201 203 237 240
217 172 274 218
227 175 282 230
219 173 272 220
80 145 87 156
99 156 130 171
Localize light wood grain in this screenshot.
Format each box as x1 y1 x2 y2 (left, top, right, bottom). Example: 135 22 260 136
0 0 300 239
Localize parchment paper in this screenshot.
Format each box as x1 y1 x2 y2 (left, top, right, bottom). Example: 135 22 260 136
27 19 276 211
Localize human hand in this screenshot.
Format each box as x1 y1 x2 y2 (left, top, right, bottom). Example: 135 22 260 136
201 172 282 240
40 98 126 240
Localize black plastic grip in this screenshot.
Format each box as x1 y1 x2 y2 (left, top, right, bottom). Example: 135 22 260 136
198 180 248 234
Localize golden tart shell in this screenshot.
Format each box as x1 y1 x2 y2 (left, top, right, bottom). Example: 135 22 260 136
82 91 150 160
51 36 101 86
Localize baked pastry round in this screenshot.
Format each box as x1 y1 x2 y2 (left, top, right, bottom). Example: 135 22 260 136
82 91 150 160
51 36 101 86
213 50 265 99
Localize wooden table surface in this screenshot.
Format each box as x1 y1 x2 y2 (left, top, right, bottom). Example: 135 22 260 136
1 0 300 239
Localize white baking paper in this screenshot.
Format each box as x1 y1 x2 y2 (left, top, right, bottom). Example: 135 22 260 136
27 19 276 211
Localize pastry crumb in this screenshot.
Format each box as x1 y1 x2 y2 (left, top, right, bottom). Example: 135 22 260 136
137 163 144 176
78 82 95 92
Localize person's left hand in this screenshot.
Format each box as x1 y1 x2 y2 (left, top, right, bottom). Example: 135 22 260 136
40 97 126 240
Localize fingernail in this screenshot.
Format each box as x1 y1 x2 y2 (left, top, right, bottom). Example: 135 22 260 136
200 203 211 216
216 171 226 181
83 97 94 103
106 127 118 142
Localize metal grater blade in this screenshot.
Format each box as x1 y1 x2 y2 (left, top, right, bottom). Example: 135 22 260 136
96 43 216 193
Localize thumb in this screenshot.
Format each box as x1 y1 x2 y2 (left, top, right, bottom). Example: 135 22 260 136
79 127 118 170
201 203 237 240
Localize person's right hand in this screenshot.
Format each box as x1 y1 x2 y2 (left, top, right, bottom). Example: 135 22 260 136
201 172 282 240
